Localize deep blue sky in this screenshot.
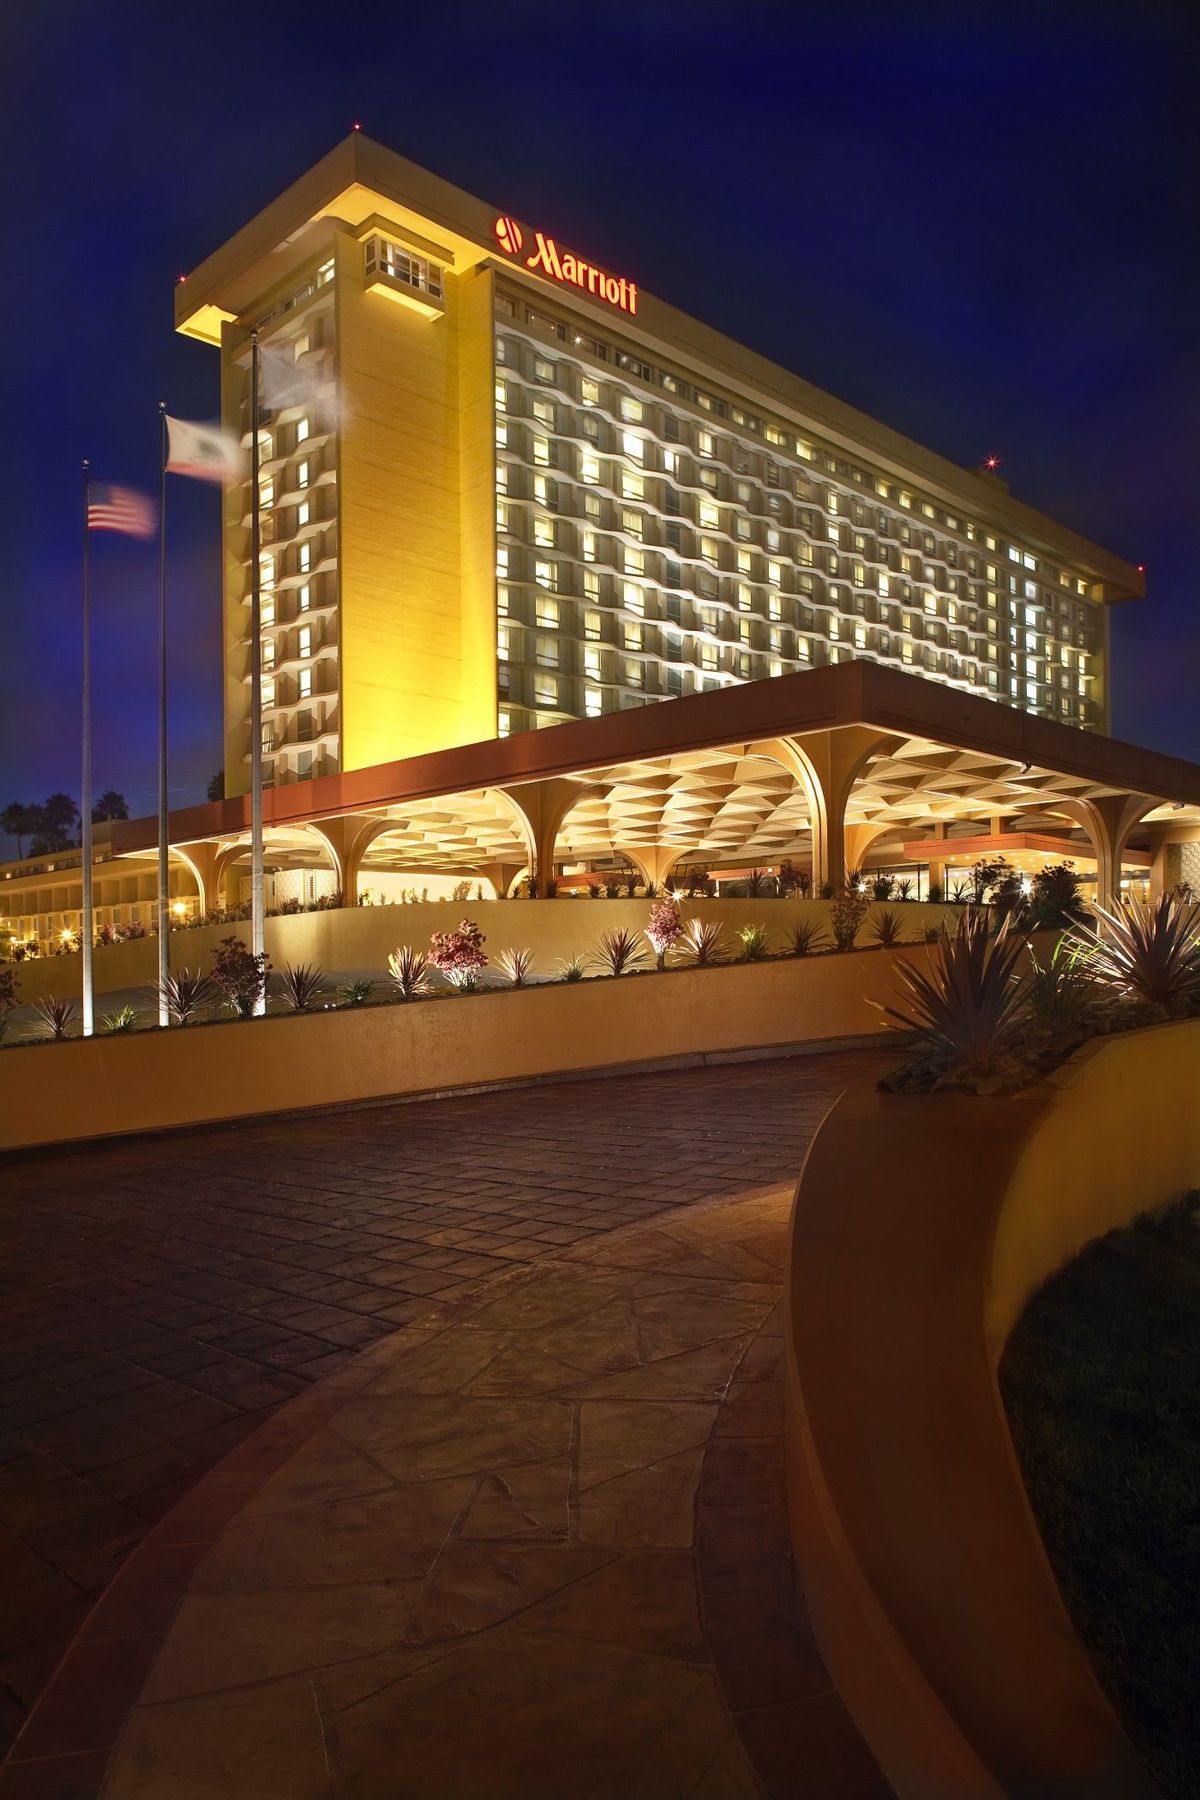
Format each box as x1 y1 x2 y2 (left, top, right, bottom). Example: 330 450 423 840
2 0 1196 846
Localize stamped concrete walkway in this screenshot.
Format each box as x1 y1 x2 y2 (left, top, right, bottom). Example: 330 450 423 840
11 1184 889 1798
1 1048 890 1796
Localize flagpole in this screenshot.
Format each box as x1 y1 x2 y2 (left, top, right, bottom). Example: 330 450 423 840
80 461 94 1037
249 329 265 1010
156 403 170 1025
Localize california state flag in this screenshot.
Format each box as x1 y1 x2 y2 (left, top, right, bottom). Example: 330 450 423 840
165 416 245 484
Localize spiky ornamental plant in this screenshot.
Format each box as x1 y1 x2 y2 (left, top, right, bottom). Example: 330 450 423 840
875 911 1033 1093
100 1004 139 1034
869 908 906 949
31 994 78 1041
1069 893 1200 1018
1025 936 1107 1050
159 967 218 1026
676 917 727 966
496 946 534 987
557 952 586 982
279 963 327 1012
786 917 831 957
737 923 772 962
387 945 432 1000
340 978 375 1007
870 873 894 902
644 897 682 969
590 928 649 977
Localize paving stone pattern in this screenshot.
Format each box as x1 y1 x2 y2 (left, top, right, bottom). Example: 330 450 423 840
0 1048 879 1761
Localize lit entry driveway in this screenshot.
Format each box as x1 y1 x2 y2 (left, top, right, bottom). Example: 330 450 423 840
0 1046 878 1753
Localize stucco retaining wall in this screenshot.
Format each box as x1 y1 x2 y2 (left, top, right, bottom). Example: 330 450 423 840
784 1019 1200 1798
1 937 942 1153
5 896 960 1008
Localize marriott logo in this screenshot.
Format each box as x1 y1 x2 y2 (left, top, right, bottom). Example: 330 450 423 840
492 215 638 316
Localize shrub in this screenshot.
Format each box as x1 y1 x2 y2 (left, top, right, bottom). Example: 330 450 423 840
586 880 602 899
340 978 375 1007
876 912 1032 1093
310 891 344 912
645 897 682 969
1027 861 1089 930
279 962 327 1012
211 936 271 1017
100 1004 140 1034
844 866 866 892
869 908 905 948
950 881 971 904
603 873 624 899
737 923 772 962
277 897 303 915
777 858 803 898
895 877 914 902
558 952 586 982
159 967 218 1026
927 880 944 904
429 918 488 991
744 867 770 898
830 885 870 951
32 994 77 1040
0 967 18 1042
1069 893 1200 1018
496 947 533 987
676 918 726 966
544 877 559 899
387 945 432 1000
590 928 648 977
786 918 831 957
451 879 474 902
622 871 640 899
870 874 894 902
818 881 836 900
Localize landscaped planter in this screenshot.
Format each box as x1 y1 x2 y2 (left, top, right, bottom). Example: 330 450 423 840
2 940 938 1152
783 1018 1200 1799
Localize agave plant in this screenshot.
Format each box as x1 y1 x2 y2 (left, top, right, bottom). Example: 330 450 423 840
870 873 894 902
676 918 727 967
279 962 327 1012
497 946 534 987
870 909 906 949
737 924 771 962
744 867 769 898
32 994 78 1041
875 911 1032 1092
590 928 648 977
100 1004 140 1034
786 918 831 957
1069 893 1200 1017
895 877 914 902
557 952 586 983
339 978 375 1007
388 945 432 1000
159 968 217 1026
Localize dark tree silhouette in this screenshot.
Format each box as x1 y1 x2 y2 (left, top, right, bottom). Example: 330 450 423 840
207 769 225 802
29 793 80 853
92 790 129 821
1 802 41 858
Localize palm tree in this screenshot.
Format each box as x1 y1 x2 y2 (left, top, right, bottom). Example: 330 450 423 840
1 802 41 858
92 790 129 822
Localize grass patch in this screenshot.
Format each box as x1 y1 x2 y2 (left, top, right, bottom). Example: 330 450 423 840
999 1193 1200 1798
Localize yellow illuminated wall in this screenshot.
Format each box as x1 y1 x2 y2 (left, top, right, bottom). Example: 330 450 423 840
335 234 496 771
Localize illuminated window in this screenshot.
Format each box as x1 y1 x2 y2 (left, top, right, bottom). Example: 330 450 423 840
298 625 312 658
297 667 312 699
621 468 644 500
737 583 752 612
622 430 644 464
297 460 309 489
534 515 555 548
295 417 310 444
535 634 559 668
582 530 597 563
298 583 310 612
620 396 643 422
298 542 311 573
698 429 715 458
700 536 720 563
533 435 551 467
534 559 558 591
622 511 644 542
533 673 558 707
495 379 508 410
532 398 556 428
498 708 511 737
622 582 644 614
496 623 510 659
262 637 276 668
259 478 274 510
699 499 719 529
584 610 602 641
535 595 559 629
767 560 782 587
534 356 556 383
581 377 600 407
700 641 719 671
624 658 644 689
261 675 275 705
496 545 509 579
585 686 603 717
581 451 600 484
297 500 310 527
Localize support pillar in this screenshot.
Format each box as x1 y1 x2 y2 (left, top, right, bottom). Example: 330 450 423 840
1058 794 1154 914
618 844 685 891
500 779 592 889
307 814 391 903
755 729 901 894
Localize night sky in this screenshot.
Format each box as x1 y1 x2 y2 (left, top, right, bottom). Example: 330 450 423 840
2 1 1196 850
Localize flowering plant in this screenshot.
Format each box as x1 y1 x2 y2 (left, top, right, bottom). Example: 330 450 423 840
210 935 271 1016
429 918 488 991
645 897 682 969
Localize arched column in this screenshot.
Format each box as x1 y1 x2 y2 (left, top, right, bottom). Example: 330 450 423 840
1056 794 1156 914
173 842 219 915
500 780 590 887
754 729 902 893
843 822 896 876
617 844 686 890
307 814 394 901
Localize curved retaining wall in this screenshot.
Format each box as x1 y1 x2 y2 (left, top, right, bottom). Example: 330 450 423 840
784 1019 1200 1799
4 940 927 1153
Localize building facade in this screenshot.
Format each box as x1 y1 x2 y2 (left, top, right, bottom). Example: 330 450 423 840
177 135 1140 797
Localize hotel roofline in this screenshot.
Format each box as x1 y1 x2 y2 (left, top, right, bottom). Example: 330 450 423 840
97 662 1200 858
175 133 1144 604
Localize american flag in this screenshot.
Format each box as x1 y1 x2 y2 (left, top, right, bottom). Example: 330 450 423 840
86 484 156 539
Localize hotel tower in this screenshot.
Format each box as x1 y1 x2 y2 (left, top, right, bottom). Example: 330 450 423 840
175 134 1141 796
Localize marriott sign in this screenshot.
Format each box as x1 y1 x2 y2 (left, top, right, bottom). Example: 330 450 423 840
492 215 638 317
